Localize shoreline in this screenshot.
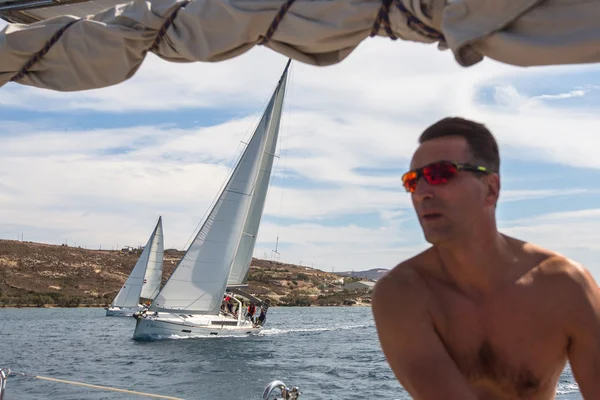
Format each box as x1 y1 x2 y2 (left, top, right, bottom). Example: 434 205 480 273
1 239 377 310
0 303 371 310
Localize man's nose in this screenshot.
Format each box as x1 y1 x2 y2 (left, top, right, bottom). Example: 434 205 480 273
412 178 434 201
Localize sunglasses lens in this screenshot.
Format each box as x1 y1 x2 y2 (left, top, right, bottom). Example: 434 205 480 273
402 171 418 193
423 162 458 185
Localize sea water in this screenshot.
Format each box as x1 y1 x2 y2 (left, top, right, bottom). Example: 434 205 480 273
0 307 582 399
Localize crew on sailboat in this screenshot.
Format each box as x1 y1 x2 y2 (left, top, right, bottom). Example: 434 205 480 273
246 302 256 321
254 309 266 327
221 294 236 315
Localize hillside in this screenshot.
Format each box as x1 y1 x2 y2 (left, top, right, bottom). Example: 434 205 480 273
337 268 389 281
0 240 373 307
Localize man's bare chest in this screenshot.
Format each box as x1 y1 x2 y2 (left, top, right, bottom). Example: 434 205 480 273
430 287 569 397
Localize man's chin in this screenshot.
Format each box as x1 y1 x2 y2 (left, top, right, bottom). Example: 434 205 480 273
422 230 451 246
424 237 442 246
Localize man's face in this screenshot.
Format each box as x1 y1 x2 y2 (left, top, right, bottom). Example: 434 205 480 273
407 136 496 244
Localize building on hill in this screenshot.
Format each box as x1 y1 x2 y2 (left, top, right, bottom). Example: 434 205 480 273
343 281 376 291
120 246 135 254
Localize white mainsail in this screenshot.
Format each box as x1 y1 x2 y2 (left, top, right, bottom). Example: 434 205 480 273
111 216 164 308
150 60 290 315
226 69 286 287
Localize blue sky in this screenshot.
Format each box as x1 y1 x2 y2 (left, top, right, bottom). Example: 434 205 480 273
2 30 600 280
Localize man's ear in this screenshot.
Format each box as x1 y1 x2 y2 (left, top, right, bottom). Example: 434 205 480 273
486 173 500 206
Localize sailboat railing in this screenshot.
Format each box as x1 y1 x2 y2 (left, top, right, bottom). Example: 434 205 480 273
0 368 7 400
232 295 243 325
263 380 301 400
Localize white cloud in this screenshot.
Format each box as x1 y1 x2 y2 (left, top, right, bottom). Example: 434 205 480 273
0 39 508 113
475 110 600 169
253 222 427 271
1 119 597 275
533 89 587 101
2 36 600 280
492 86 592 109
501 189 598 202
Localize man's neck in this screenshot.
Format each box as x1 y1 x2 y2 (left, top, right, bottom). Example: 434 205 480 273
434 230 519 297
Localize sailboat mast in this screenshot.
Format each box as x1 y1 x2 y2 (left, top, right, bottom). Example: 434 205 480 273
150 60 291 314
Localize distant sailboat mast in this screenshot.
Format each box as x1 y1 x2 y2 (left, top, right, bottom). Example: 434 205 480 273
271 236 280 262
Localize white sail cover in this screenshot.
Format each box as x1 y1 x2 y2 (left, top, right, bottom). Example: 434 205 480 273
151 61 289 314
2 0 600 92
111 216 164 308
227 58 286 286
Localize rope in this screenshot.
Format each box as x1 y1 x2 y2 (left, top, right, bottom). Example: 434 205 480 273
10 19 80 82
259 0 296 45
258 0 445 43
10 0 191 83
6 371 184 400
148 0 190 53
370 0 397 39
9 0 445 83
393 0 444 41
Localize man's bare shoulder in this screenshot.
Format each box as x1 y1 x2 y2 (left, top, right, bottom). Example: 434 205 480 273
372 249 437 308
536 254 599 295
518 240 593 280
508 236 593 279
517 239 599 300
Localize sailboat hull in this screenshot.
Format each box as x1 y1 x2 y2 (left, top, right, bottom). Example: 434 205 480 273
132 312 263 340
105 304 144 317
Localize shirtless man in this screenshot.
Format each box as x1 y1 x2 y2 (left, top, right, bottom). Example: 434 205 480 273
371 117 600 399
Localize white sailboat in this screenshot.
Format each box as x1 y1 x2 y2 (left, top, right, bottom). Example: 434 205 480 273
106 216 165 317
132 60 290 339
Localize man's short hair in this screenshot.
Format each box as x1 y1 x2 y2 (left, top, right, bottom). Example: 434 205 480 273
418 117 500 173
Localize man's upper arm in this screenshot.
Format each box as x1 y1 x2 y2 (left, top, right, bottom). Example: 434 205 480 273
371 270 477 400
564 263 600 399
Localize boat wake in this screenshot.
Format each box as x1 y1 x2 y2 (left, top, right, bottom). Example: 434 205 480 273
259 323 370 336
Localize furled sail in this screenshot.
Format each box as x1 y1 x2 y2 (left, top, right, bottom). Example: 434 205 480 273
2 0 597 93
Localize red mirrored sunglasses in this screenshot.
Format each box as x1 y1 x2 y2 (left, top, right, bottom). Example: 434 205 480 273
401 160 490 193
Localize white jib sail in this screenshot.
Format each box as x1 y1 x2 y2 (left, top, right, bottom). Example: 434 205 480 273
111 216 164 308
